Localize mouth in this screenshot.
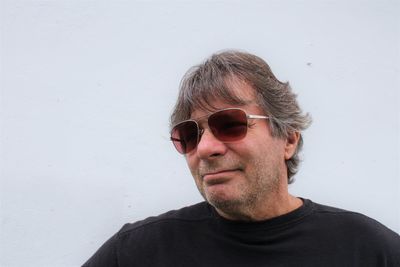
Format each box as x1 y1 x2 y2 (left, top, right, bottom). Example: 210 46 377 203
202 169 241 185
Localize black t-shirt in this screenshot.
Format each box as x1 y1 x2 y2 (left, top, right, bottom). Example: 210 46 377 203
83 199 400 266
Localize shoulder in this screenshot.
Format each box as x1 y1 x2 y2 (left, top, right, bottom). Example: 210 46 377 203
311 201 397 234
83 202 212 266
308 200 400 257
118 201 212 236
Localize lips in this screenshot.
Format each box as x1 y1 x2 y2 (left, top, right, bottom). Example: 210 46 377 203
202 169 240 185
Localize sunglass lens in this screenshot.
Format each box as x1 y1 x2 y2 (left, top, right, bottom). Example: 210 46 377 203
171 121 199 154
209 109 248 142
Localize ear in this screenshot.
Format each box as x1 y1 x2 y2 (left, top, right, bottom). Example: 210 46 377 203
284 131 300 160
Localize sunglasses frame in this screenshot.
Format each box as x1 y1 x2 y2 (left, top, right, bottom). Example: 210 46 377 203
170 108 269 154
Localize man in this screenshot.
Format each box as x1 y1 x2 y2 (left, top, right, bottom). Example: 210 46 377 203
83 50 400 266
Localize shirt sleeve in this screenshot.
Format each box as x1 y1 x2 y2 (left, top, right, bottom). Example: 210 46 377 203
82 234 119 267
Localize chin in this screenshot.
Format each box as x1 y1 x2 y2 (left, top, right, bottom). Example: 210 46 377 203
207 194 242 211
200 185 245 210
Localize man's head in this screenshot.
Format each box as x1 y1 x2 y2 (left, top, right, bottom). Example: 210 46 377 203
171 50 311 181
170 50 311 219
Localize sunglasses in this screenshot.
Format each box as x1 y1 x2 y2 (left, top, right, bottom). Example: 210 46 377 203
170 108 269 154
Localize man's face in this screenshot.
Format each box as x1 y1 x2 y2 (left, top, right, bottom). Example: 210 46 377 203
185 82 293 219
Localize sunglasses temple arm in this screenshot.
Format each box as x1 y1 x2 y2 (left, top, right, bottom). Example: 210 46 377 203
248 115 269 120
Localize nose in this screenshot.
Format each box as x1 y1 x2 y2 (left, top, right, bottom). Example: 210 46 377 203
196 128 228 159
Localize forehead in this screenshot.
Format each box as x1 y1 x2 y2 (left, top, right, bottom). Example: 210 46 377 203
190 80 259 118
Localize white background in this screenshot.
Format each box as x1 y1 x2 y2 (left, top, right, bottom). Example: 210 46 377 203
1 0 399 266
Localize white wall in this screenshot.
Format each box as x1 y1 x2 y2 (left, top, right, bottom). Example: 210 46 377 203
1 0 399 266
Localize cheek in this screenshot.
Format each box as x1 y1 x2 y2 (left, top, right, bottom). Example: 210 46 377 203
185 154 199 176
241 136 287 163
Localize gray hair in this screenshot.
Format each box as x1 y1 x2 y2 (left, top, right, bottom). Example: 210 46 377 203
170 50 311 183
